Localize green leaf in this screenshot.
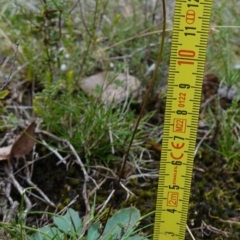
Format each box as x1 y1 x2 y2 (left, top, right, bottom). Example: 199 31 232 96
53 208 82 237
53 215 72 236
87 222 100 240
67 208 83 234
32 226 63 240
0 90 9 100
127 235 149 240
102 207 141 240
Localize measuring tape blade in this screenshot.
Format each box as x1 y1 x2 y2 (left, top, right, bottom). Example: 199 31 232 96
153 0 213 239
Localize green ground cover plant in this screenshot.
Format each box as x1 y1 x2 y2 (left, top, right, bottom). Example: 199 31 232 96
0 0 240 239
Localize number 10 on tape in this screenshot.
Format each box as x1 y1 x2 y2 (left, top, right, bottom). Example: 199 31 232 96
153 0 213 239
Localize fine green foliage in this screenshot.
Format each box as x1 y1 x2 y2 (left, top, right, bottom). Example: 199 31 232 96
0 0 161 162
203 0 240 169
206 99 240 168
34 89 155 162
0 0 162 238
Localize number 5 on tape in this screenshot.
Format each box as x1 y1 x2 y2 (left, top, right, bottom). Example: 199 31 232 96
153 0 213 239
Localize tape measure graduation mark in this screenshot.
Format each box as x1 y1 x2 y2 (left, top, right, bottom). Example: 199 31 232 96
153 0 213 239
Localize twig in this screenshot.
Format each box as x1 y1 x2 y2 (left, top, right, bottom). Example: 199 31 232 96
201 220 229 237
38 130 89 181
4 164 32 216
64 139 89 181
38 130 100 213
194 126 213 157
56 194 79 215
186 224 196 240
97 189 115 214
119 181 136 201
90 165 118 178
3 201 19 223
23 178 56 207
88 178 107 198
108 124 115 154
127 173 159 180
6 106 33 110
41 139 67 165
82 181 90 213
4 179 13 205
201 94 217 111
65 141 93 213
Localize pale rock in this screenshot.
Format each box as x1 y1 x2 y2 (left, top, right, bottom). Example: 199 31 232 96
80 71 141 105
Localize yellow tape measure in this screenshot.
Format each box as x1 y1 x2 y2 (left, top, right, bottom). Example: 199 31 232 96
153 0 213 239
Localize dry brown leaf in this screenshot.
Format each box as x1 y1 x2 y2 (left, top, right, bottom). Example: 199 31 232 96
80 71 141 105
0 121 36 161
202 73 219 101
10 121 36 159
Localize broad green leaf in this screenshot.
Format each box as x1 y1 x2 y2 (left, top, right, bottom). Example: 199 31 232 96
66 208 83 234
53 215 72 235
32 226 63 240
87 222 100 240
102 207 141 240
53 208 82 237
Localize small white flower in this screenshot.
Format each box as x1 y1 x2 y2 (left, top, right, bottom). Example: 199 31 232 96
61 64 67 71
